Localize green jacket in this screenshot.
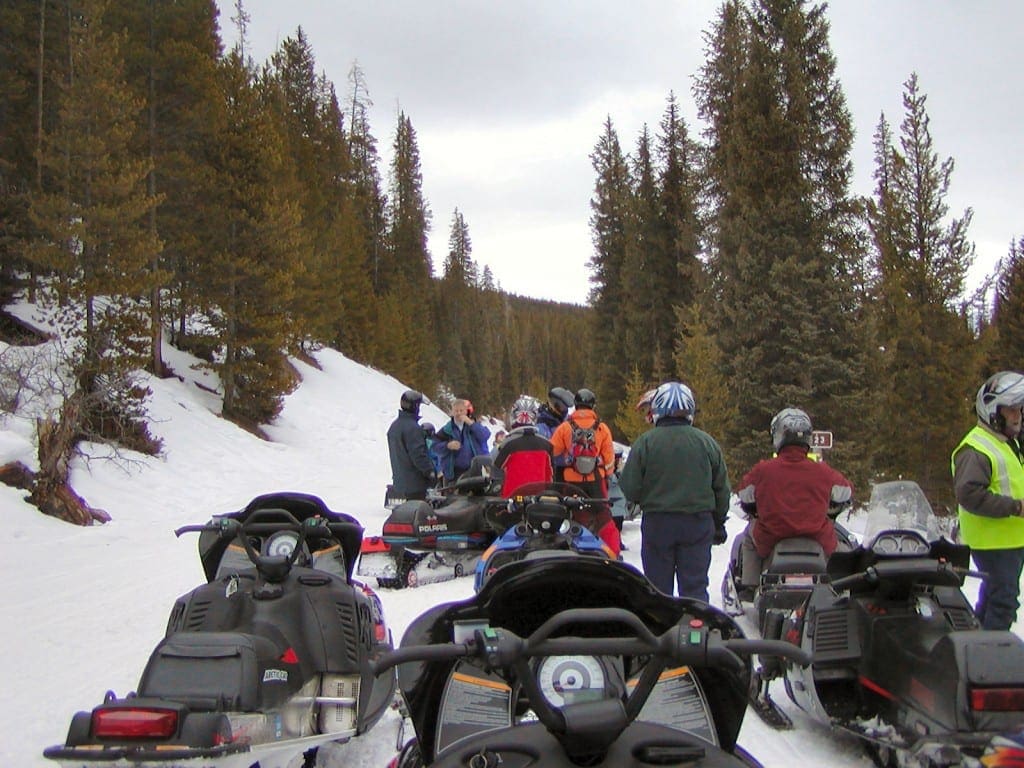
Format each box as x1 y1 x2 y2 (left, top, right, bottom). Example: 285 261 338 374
619 419 730 522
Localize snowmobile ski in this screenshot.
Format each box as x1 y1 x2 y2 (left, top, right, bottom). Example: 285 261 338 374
748 672 794 730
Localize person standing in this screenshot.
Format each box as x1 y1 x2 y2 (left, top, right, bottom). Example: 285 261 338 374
619 381 730 600
537 386 575 481
386 390 437 502
952 371 1024 631
432 398 491 483
550 388 619 556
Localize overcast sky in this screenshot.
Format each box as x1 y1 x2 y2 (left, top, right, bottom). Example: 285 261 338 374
221 1 1023 305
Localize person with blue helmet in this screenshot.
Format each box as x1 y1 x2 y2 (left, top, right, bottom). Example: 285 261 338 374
619 381 731 600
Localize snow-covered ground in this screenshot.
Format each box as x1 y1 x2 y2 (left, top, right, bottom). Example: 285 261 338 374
0 319 1000 767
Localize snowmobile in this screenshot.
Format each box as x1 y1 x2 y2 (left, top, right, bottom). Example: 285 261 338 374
719 499 856 725
766 480 1024 767
375 550 812 768
359 456 508 589
44 491 396 768
473 481 615 592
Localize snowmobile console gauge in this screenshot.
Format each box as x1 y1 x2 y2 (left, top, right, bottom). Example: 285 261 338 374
264 530 302 559
870 532 930 556
536 655 607 708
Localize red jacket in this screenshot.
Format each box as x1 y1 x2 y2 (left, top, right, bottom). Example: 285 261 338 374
495 427 554 498
738 445 853 558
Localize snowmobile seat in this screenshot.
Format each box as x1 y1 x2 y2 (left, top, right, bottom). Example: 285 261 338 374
764 537 827 575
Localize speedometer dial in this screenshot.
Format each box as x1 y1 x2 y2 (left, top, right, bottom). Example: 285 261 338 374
536 656 606 707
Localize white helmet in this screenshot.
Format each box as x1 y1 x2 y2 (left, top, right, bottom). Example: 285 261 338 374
650 382 695 424
510 395 540 426
976 371 1024 431
770 408 812 452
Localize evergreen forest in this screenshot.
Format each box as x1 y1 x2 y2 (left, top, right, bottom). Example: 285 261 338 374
1 0 1022 517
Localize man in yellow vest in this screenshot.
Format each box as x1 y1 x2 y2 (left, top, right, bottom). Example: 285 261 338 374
951 371 1024 630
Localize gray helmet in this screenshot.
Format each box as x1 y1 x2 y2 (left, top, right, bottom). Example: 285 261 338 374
548 387 575 416
976 371 1024 431
400 390 423 414
770 408 813 452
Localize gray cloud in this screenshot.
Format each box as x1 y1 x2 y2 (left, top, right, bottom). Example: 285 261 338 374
229 1 1024 304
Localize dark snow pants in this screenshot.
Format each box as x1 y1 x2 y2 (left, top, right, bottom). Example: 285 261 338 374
640 511 714 601
972 547 1024 631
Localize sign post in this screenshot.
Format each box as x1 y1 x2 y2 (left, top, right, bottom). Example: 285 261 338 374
810 430 833 454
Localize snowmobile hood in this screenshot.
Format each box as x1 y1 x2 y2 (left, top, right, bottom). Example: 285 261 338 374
396 555 751 761
198 491 364 582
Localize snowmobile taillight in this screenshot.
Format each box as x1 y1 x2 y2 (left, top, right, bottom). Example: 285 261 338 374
280 647 299 664
970 687 1024 712
383 523 414 535
92 708 178 739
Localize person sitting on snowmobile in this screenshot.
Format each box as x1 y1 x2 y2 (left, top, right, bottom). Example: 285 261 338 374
536 386 575 481
432 398 491 483
387 390 438 501
494 396 554 497
733 408 853 585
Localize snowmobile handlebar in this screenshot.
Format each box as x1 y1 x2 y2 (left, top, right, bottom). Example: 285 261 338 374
373 608 810 752
372 607 811 676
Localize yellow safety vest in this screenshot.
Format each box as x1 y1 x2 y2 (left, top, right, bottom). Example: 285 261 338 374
950 425 1024 550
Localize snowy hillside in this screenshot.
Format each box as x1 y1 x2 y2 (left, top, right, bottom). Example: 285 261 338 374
1 330 995 767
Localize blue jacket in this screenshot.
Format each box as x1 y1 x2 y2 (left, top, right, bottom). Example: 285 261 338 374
432 418 491 481
536 404 569 467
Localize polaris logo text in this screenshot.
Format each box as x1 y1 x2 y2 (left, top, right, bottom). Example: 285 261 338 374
419 524 449 532
263 669 288 683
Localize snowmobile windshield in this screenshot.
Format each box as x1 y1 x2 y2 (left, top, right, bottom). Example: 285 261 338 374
862 480 941 544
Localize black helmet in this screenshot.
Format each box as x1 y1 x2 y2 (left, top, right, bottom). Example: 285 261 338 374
400 390 423 414
548 387 575 416
421 421 436 437
574 388 597 409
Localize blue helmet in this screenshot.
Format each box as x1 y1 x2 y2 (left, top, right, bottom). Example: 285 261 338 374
651 382 695 424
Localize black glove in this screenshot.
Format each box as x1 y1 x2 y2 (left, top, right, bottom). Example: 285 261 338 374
713 526 728 545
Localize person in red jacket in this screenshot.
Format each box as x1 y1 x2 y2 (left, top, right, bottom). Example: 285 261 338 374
494 396 554 497
733 408 853 588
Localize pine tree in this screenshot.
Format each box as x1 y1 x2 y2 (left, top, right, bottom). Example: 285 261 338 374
615 366 654 443
695 0 869 474
989 237 1024 372
104 0 223 375
380 111 437 392
27 0 161 385
198 49 299 425
346 62 388 297
587 116 633 430
867 74 978 500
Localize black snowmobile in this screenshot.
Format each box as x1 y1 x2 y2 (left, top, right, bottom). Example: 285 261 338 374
44 492 396 768
359 456 507 588
765 481 1024 767
375 550 812 768
719 498 855 726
